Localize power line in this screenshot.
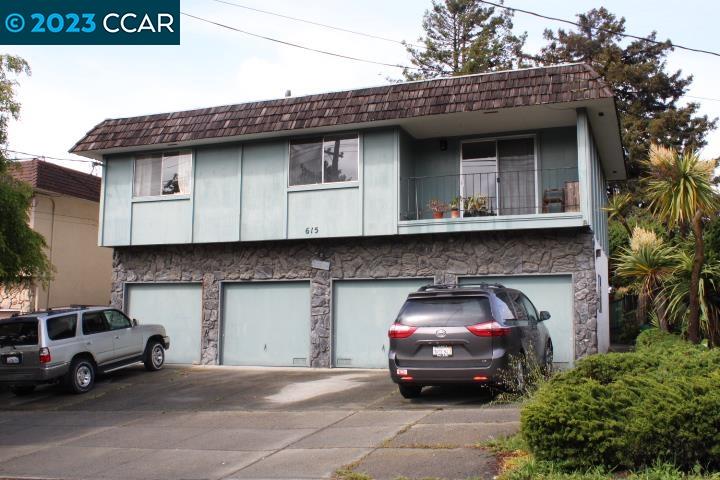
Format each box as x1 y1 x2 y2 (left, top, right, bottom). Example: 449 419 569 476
206 0 425 50
5 149 102 166
182 12 430 72
686 95 720 103
479 0 720 58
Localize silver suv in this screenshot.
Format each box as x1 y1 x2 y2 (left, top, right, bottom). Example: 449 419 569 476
0 306 170 395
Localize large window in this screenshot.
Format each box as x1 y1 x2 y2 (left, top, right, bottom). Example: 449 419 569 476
289 134 358 186
133 151 192 197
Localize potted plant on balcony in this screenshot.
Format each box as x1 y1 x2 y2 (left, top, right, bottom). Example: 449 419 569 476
464 194 493 217
427 199 448 219
449 196 461 218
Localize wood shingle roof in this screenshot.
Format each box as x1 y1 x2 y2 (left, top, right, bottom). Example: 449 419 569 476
71 63 612 154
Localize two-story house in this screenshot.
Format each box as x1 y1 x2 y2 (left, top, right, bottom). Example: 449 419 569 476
71 63 623 368
0 159 113 317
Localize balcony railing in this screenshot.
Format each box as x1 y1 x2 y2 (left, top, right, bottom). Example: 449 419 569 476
400 167 579 221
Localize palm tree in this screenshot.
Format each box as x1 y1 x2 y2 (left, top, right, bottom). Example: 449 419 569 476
642 146 720 343
661 249 720 346
615 227 674 328
604 192 633 237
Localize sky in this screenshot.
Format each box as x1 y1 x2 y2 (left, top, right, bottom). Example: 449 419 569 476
5 0 720 175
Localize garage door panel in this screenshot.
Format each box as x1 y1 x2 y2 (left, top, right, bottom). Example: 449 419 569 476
222 282 310 367
126 283 202 364
460 275 574 365
333 278 430 368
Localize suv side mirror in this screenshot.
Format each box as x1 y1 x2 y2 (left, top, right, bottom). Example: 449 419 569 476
539 311 551 321
132 318 138 327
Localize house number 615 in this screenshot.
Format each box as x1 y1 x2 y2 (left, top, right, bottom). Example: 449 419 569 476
305 226 319 235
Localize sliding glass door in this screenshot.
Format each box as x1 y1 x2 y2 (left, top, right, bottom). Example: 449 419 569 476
461 136 537 216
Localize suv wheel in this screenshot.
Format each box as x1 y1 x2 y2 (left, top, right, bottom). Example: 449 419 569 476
398 384 422 399
10 385 35 396
65 358 95 394
144 341 165 371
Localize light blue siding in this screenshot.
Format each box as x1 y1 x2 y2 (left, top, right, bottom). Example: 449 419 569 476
240 142 287 241
102 156 132 246
131 198 193 245
126 283 202 364
577 109 609 252
333 278 430 368
460 275 574 365
287 187 361 239
221 282 310 366
193 145 241 243
363 130 398 236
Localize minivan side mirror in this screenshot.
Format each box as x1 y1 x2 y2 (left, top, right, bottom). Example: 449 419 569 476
132 318 138 327
539 311 551 321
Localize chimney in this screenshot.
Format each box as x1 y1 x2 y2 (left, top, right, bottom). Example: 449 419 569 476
285 90 292 98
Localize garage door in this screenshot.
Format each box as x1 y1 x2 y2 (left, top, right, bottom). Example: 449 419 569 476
333 278 430 368
126 283 202 364
221 282 310 366
460 275 574 365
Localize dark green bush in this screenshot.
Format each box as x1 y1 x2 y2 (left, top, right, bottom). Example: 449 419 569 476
522 330 720 471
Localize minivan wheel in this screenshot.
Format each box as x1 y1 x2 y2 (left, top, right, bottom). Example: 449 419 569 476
144 341 165 371
398 384 422 399
543 343 554 374
65 358 95 394
10 385 35 396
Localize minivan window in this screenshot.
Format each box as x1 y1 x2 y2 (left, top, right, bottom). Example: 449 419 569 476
47 314 77 340
494 292 517 321
397 297 493 327
0 319 39 346
82 312 109 335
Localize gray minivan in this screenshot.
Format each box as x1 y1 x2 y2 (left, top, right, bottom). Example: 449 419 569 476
0 306 169 395
388 283 553 398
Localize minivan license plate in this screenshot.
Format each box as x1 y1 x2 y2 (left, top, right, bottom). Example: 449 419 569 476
432 346 452 357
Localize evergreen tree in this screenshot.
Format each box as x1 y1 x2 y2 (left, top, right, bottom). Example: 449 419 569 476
539 8 717 184
403 0 528 81
0 54 51 285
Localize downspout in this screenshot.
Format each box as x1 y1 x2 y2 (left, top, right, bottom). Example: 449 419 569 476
32 194 56 310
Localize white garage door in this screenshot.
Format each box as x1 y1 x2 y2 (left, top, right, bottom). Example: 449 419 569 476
221 281 310 366
333 278 431 368
460 275 574 366
126 283 202 364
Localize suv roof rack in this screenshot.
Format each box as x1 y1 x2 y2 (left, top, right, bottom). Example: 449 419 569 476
416 282 504 292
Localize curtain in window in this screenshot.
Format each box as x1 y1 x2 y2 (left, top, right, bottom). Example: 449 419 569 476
498 138 535 215
134 155 162 197
176 153 191 194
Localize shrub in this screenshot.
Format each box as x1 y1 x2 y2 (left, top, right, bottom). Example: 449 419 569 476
521 330 720 471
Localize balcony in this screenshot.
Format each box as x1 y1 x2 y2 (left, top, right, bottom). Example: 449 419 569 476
398 167 583 233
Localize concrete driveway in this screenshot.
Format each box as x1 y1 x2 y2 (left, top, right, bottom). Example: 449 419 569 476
0 366 519 480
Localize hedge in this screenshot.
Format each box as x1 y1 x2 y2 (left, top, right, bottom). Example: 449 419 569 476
521 330 720 471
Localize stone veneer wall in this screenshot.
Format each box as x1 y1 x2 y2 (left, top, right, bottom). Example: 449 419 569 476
111 229 598 367
0 283 34 314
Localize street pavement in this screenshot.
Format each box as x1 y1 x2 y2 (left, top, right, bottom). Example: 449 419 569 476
0 365 520 480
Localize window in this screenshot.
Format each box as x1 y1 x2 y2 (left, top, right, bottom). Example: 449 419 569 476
397 297 492 327
82 312 110 335
289 134 358 186
0 319 38 346
495 292 518 322
47 314 77 340
133 151 192 197
104 310 132 330
519 295 539 323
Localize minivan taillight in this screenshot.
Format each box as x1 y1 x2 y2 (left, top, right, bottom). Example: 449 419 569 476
466 321 510 337
388 324 417 339
39 347 51 364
